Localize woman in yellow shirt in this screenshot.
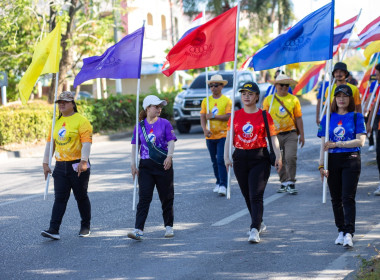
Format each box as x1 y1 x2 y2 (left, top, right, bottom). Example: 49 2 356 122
41 91 93 240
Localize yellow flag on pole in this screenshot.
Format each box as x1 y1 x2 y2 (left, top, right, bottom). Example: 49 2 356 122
19 21 61 104
363 40 380 66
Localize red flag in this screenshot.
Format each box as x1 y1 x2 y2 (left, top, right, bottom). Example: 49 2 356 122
162 6 237 77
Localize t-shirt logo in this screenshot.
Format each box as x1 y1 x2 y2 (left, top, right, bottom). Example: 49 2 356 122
58 123 67 140
212 103 218 115
333 120 345 139
279 105 286 115
148 128 156 143
242 122 253 134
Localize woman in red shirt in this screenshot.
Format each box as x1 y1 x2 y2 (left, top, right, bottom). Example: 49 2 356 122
224 82 282 243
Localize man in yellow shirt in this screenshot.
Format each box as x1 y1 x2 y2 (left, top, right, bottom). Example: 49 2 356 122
323 62 361 113
200 74 232 196
263 74 305 194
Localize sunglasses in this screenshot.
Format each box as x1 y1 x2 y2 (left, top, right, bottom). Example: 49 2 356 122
278 84 290 87
209 84 222 88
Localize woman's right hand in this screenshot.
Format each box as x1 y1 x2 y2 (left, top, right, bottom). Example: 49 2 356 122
43 163 52 180
319 168 328 181
225 159 233 172
131 165 139 180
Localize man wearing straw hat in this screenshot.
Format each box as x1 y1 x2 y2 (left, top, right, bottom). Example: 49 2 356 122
263 74 305 194
200 74 232 196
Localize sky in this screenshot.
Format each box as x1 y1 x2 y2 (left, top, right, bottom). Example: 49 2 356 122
291 0 380 32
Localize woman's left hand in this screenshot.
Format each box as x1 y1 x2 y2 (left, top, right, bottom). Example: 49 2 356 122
275 159 282 173
163 156 172 170
78 160 88 177
324 141 337 151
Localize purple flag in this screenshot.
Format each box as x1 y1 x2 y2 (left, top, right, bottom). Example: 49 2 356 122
74 27 144 88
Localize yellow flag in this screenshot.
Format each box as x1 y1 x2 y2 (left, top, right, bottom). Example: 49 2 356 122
363 40 380 66
19 21 61 104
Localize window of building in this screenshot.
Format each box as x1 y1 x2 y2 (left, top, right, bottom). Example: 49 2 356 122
161 15 167 40
147 13 153 25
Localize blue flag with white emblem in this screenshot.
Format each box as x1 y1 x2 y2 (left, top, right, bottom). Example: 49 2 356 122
250 1 334 71
74 27 144 88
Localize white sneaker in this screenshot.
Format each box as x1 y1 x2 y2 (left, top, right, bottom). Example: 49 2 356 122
248 228 260 243
127 229 143 241
247 223 267 236
164 226 174 238
335 231 344 245
343 233 353 248
369 145 375 151
213 184 220 193
218 186 227 196
374 185 380 196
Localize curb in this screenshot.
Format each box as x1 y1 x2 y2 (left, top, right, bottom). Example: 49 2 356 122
0 130 133 162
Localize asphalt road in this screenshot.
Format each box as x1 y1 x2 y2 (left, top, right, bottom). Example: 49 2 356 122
1 104 380 280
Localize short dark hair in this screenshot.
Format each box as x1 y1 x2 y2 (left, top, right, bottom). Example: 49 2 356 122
330 95 355 113
375 63 380 72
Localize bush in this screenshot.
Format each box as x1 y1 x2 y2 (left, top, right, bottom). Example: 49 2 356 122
0 92 177 146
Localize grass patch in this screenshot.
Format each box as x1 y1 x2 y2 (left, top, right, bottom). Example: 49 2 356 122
356 251 380 279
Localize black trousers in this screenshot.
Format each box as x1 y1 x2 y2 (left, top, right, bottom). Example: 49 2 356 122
135 159 174 231
50 160 91 231
327 152 361 235
233 148 271 231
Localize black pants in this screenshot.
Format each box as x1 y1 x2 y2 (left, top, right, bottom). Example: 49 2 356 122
233 148 271 231
50 160 91 231
135 159 174 230
327 152 361 235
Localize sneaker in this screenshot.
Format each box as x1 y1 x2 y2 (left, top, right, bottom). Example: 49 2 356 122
287 184 298 195
164 226 174 238
259 222 267 234
248 228 260 243
277 184 287 193
335 232 344 245
369 145 375 151
127 229 143 241
343 233 353 248
374 185 380 196
78 227 90 237
218 186 227 196
247 223 267 236
41 229 60 240
213 184 220 193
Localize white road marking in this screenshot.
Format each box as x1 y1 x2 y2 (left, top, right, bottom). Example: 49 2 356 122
212 193 285 226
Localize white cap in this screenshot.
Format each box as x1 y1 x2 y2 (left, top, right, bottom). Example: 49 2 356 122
142 95 168 110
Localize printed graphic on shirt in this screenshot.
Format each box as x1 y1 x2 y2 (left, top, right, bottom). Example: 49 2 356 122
211 103 218 115
333 120 345 141
148 128 156 143
238 122 258 143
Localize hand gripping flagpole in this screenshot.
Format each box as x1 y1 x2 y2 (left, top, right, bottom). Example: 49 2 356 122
226 0 241 200
322 60 333 203
44 71 59 200
132 21 145 211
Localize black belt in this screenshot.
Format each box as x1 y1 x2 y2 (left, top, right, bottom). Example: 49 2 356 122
278 130 296 135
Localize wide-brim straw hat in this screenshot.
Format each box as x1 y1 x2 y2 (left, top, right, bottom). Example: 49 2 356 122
207 74 228 86
272 73 298 86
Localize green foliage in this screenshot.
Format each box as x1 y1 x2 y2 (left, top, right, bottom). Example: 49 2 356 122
0 92 177 146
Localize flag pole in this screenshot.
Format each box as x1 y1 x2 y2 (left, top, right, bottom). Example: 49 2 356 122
322 59 333 203
368 81 380 136
268 84 276 113
202 7 210 130
227 0 241 200
44 71 59 200
339 9 362 63
132 21 145 211
362 53 380 110
319 63 328 116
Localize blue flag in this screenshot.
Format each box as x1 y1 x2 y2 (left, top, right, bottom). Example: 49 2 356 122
250 1 334 71
74 27 144 88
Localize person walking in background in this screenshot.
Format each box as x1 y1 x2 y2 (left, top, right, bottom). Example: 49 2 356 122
224 82 282 243
200 74 232 196
128 95 177 241
318 85 366 248
41 91 93 240
366 64 380 195
263 74 305 194
324 62 362 113
264 69 293 98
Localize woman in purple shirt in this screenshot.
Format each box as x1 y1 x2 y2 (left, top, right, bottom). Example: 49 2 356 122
128 95 177 241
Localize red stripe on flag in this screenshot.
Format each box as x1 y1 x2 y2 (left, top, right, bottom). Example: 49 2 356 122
293 63 325 95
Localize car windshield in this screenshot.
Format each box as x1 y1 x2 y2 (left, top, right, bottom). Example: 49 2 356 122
190 74 234 89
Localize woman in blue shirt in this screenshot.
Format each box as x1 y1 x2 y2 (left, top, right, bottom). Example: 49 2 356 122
318 84 366 248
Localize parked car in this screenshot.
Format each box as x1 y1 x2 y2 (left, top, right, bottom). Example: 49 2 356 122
76 91 93 100
257 82 271 108
173 70 256 134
